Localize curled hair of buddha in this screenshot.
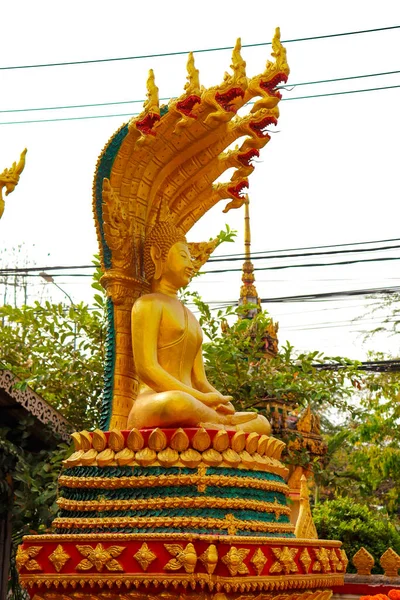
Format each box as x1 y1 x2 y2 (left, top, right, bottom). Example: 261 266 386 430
144 221 187 282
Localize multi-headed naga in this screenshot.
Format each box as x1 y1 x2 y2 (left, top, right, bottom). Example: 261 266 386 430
93 29 289 430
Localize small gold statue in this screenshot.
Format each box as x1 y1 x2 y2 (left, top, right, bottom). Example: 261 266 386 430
0 149 27 219
127 216 271 434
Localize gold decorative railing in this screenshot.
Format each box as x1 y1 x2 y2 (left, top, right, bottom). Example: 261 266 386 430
351 547 400 577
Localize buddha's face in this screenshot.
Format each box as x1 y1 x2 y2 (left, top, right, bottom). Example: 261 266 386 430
161 241 194 289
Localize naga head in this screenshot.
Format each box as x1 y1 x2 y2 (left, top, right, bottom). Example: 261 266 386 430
5 181 16 195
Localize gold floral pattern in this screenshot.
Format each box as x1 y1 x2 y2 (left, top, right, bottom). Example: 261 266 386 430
299 548 312 573
250 547 267 575
313 547 331 573
329 548 341 573
133 542 157 571
48 545 70 573
339 548 348 571
221 546 250 576
270 546 298 575
16 545 42 571
76 543 124 572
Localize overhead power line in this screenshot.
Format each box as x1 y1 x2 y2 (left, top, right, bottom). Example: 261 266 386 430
283 83 400 102
2 82 399 126
281 69 400 89
0 264 94 274
314 359 400 373
1 25 399 71
214 237 400 259
2 69 400 116
208 243 400 263
1 239 400 275
195 286 400 305
204 255 400 274
260 286 400 303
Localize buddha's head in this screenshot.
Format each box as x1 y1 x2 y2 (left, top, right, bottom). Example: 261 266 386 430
144 222 194 289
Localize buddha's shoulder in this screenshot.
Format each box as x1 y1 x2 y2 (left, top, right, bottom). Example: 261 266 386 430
133 293 178 312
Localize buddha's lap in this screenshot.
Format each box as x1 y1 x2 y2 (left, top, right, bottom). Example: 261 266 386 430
128 390 271 434
127 390 221 428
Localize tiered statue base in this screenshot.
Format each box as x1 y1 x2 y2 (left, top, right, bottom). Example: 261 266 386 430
18 428 346 599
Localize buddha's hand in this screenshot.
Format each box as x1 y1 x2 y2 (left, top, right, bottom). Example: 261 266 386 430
201 392 234 409
216 401 236 415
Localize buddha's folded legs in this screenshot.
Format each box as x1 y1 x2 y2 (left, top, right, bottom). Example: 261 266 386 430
127 390 271 434
127 390 231 429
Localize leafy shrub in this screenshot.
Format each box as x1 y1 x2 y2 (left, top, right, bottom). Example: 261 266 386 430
313 497 400 573
0 418 69 598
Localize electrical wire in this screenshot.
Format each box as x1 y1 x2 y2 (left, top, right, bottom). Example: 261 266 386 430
0 112 136 126
2 82 400 126
2 69 400 115
204 255 400 274
1 25 399 71
2 240 400 275
0 265 94 273
282 83 400 102
279 69 400 89
188 286 400 305
315 359 400 372
207 243 400 263
259 286 400 303
213 237 400 259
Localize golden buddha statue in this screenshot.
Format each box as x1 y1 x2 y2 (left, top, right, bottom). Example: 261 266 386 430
127 220 271 434
93 31 289 431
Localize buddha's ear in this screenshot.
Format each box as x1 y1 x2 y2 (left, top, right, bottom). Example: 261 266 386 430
150 245 163 280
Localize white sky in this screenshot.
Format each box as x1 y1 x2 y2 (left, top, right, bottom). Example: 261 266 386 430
1 0 400 359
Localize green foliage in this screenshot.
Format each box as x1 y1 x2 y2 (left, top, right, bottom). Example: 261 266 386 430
0 418 69 597
313 497 400 572
214 223 237 245
345 368 400 513
0 262 106 429
189 297 358 415
0 418 67 530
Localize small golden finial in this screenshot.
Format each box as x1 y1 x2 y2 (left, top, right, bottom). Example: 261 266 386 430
143 69 160 115
243 196 251 262
0 148 27 219
184 52 200 95
299 474 309 501
238 197 260 313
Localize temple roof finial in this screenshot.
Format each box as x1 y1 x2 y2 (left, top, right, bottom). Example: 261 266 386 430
238 197 260 318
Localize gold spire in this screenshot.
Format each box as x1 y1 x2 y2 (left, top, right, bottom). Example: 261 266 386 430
238 197 260 316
